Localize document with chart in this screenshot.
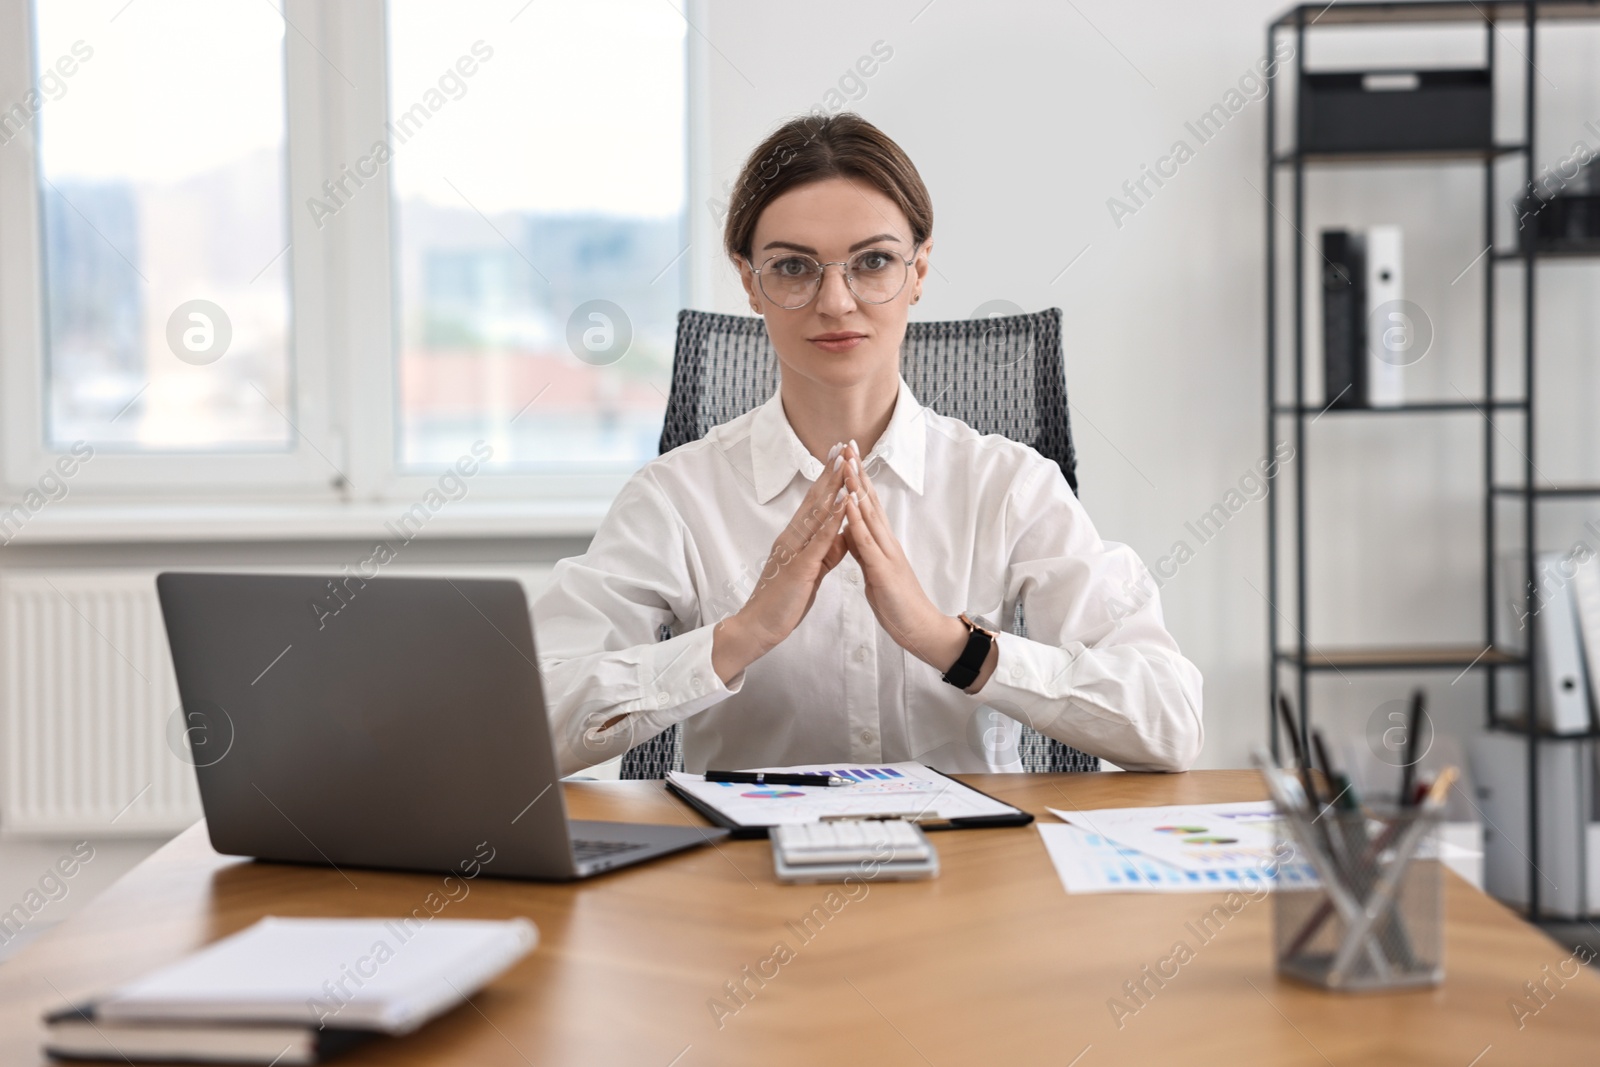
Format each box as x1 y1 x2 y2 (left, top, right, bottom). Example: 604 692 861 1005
665 761 1030 835
1038 801 1321 894
1051 801 1285 872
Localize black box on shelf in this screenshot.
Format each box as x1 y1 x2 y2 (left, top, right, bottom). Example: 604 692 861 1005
1517 194 1600 253
1517 161 1600 254
1298 69 1492 155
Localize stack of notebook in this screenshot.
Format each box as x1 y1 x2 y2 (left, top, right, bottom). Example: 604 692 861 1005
44 916 537 1064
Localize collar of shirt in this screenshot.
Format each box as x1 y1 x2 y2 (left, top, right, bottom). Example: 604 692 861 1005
748 375 928 504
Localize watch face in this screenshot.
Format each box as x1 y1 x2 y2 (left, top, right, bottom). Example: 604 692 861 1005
961 613 995 638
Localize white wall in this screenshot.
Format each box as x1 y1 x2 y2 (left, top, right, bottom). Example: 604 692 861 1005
690 1 1600 769
6 3 1595 777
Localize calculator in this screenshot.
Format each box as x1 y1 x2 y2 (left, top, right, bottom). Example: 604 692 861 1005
770 818 940 883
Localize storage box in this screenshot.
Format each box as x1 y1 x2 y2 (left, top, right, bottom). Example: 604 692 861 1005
1298 69 1492 154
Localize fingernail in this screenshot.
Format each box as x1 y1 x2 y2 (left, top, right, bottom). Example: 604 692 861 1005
850 491 859 506
850 458 860 476
833 455 843 471
827 443 842 462
850 438 859 455
833 487 847 504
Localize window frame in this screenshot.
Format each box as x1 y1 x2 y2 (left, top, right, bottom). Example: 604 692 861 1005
0 0 342 494
0 0 699 507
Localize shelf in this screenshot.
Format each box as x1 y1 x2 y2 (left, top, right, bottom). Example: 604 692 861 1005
1494 247 1600 261
1273 1 1600 28
1273 400 1525 416
1532 914 1600 926
1274 144 1526 166
1489 717 1600 741
1264 0 1600 938
1276 645 1523 671
1491 484 1600 498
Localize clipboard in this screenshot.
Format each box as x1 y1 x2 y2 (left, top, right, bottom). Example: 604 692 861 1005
664 764 1035 840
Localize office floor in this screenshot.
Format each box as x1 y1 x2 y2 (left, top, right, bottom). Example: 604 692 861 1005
0 836 170 964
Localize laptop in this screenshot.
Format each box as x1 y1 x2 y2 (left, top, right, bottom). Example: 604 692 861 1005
155 572 726 880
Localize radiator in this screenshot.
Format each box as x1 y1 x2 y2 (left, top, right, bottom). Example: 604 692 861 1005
1 569 196 836
2 565 560 837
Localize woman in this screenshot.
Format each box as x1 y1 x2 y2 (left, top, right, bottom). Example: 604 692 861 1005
533 113 1202 776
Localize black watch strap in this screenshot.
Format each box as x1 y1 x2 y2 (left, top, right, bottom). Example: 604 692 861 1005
941 613 994 690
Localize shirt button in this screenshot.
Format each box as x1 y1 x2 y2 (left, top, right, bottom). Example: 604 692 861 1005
846 569 861 584
861 730 874 744
656 690 672 704
853 645 869 663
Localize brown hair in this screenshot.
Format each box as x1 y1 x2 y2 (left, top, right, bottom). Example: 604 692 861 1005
722 112 933 263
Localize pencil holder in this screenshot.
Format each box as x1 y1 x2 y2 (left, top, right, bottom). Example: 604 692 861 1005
1272 804 1443 991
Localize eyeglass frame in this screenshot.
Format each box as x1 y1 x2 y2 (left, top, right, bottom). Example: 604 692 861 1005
744 242 924 310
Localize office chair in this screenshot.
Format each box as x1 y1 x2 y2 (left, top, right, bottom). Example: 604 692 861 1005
619 307 1100 779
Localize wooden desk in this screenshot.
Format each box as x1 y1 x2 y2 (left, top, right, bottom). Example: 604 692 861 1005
1 771 1594 1065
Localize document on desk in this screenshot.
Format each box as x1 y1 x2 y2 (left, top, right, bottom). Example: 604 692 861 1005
665 761 1029 833
1038 802 1319 895
1052 801 1284 873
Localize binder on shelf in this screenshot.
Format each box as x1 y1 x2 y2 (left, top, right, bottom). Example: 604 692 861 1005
1320 226 1407 410
1494 552 1594 735
1571 554 1600 732
1535 552 1593 735
1321 229 1365 409
1364 225 1404 408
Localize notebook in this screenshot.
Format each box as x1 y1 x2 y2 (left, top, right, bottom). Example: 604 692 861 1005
45 917 536 1064
44 1007 372 1066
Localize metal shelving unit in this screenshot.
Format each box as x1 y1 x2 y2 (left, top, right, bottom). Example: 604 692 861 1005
1264 0 1600 922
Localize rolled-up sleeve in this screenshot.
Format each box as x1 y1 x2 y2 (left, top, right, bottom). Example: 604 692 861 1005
531 473 741 776
971 461 1204 772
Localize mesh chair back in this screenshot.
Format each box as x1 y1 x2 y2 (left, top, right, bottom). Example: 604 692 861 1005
618 308 1099 778
659 309 1077 493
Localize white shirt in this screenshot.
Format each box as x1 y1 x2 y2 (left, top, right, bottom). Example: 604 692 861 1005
532 376 1203 777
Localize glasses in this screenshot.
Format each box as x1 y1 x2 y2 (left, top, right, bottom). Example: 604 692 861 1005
748 246 918 310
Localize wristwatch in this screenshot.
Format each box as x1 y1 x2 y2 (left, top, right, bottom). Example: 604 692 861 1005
941 613 996 690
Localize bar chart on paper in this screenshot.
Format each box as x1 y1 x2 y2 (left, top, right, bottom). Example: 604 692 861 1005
1037 822 1318 894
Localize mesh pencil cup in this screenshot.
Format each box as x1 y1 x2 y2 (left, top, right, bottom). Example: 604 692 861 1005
1272 803 1443 991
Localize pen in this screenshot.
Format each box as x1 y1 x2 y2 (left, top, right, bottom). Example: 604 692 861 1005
1311 731 1360 814
1277 694 1320 807
1400 689 1424 806
704 770 856 788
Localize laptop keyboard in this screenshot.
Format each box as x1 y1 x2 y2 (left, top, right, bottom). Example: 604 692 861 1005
572 838 650 862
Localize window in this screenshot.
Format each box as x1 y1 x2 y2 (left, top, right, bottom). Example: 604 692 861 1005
32 0 293 451
0 0 694 500
386 0 687 471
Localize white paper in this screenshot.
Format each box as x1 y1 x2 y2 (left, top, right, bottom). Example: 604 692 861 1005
1050 801 1285 873
667 761 1017 826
